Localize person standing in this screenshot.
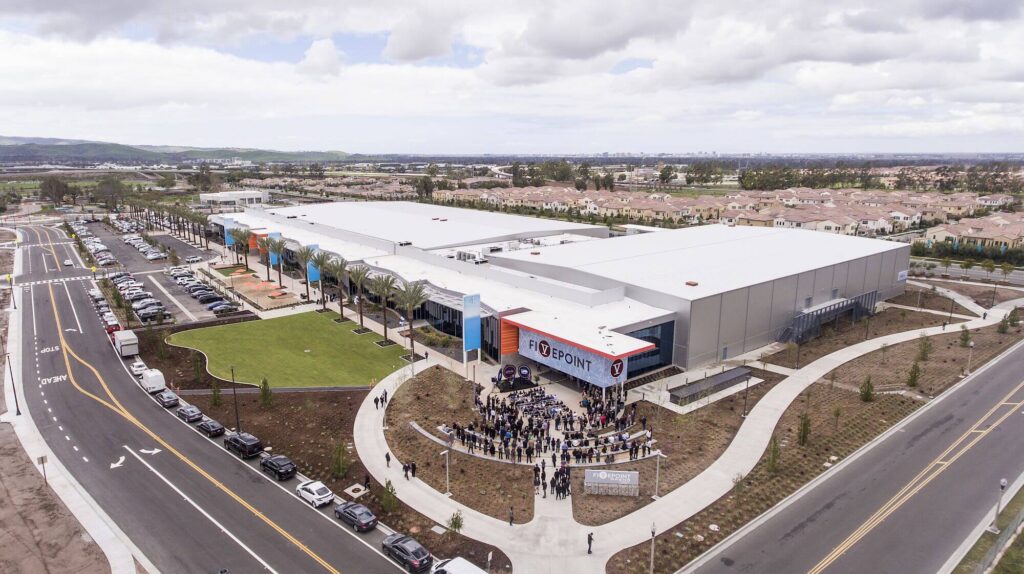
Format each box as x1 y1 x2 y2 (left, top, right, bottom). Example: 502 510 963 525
403 463 410 480
385 452 391 467
508 506 514 526
374 396 379 410
587 532 594 554
411 461 417 478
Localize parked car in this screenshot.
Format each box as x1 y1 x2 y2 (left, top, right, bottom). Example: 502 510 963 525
185 255 202 263
224 432 263 458
197 419 225 438
382 534 433 573
334 501 378 532
197 294 224 305
63 259 72 266
129 360 147 377
296 480 334 508
259 455 298 481
155 390 179 408
175 405 203 423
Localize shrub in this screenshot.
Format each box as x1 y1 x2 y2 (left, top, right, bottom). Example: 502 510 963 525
381 480 398 512
907 361 921 387
767 435 781 474
798 413 811 446
860 376 875 402
446 510 464 536
917 334 932 361
959 325 972 347
997 316 1009 334
259 377 273 407
211 381 222 407
330 441 350 479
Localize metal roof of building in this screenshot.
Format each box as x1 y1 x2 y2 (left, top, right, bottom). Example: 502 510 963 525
490 225 907 301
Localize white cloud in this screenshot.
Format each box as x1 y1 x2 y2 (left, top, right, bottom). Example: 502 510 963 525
1 1 1023 152
298 38 343 76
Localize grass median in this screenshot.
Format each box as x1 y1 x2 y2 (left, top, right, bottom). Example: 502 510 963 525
167 311 406 387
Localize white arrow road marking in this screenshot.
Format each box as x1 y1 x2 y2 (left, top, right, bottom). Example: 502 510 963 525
139 448 162 455
110 456 125 469
64 328 77 333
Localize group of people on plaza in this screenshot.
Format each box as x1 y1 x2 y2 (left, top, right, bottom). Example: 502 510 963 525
531 460 572 499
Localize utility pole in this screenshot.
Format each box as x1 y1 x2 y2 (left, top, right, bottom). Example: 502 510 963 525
649 522 656 574
230 365 241 433
439 450 451 496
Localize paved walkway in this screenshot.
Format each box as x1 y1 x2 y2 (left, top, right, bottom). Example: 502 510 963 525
353 283 1024 572
878 301 976 321
908 279 989 316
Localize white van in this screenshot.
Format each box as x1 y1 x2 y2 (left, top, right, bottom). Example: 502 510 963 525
431 557 487 574
139 369 166 394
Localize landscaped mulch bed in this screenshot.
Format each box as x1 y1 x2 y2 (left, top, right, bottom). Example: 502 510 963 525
918 279 1024 308
826 322 1024 397
188 390 511 572
764 307 951 368
384 366 537 524
607 385 921 573
889 286 976 316
571 369 786 526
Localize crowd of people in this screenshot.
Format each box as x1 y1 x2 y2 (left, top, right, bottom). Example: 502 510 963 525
439 385 656 474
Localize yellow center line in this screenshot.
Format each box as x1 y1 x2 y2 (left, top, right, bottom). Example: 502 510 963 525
807 380 1024 574
41 264 341 573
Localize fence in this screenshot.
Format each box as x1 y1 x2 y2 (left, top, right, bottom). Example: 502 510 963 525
966 500 1024 574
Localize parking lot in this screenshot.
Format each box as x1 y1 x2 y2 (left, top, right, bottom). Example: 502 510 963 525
85 221 221 323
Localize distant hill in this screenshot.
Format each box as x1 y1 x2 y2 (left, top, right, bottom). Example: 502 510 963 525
0 136 348 163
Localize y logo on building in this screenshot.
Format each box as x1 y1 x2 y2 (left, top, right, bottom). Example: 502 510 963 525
610 359 624 378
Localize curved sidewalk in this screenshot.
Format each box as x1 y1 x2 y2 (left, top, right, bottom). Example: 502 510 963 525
354 295 1022 572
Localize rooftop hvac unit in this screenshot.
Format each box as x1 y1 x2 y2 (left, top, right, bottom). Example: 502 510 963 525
397 241 412 246
473 258 489 265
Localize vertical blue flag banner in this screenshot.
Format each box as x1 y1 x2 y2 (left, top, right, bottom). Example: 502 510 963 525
223 219 236 246
463 294 481 352
268 232 282 265
306 245 320 283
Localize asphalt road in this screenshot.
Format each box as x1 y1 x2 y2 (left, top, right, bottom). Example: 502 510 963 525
687 333 1024 574
15 224 403 574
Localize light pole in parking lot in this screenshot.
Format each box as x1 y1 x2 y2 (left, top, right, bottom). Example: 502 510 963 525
230 365 241 433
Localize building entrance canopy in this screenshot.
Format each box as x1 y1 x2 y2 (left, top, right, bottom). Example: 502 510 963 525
503 311 654 388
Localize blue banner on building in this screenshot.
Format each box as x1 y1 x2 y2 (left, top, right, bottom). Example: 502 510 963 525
268 232 282 265
306 244 320 283
223 219 236 246
463 294 481 353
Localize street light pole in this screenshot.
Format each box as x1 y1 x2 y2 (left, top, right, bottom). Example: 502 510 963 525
988 478 1008 534
230 365 241 433
649 522 656 574
741 375 751 418
652 451 666 499
5 352 20 416
439 450 450 496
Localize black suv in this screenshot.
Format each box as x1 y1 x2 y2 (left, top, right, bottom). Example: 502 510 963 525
259 455 297 481
334 501 378 532
382 534 432 572
224 432 263 459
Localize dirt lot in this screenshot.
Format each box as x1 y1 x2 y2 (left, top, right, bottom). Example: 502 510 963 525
765 307 951 368
607 384 920 573
571 369 786 526
384 366 536 524
919 279 1024 308
826 322 1024 397
890 286 976 316
188 390 511 571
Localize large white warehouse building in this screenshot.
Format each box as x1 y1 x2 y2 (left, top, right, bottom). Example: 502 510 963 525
211 201 909 386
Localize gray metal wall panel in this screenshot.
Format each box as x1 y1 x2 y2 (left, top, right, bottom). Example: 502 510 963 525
745 282 774 352
848 258 867 293
797 271 816 308
688 296 722 366
864 254 882 292
834 262 849 297
718 289 749 359
769 275 798 336
814 267 834 302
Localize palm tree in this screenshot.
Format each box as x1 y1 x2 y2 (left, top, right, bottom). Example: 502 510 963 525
323 257 348 317
237 229 253 270
348 265 370 328
267 238 286 287
255 236 272 282
310 251 333 310
294 245 315 301
393 279 429 359
368 274 397 342
228 228 245 264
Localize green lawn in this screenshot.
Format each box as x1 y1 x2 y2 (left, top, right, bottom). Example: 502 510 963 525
167 312 407 387
214 264 248 276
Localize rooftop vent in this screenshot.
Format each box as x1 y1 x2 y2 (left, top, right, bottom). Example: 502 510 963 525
531 251 540 255
685 281 699 287
397 241 412 247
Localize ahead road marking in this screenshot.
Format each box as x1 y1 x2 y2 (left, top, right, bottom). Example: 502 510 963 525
124 446 280 574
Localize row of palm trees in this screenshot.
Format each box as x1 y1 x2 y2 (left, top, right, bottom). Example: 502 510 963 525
233 231 430 357
122 198 210 249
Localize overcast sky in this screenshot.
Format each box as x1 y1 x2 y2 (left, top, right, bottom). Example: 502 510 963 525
1 0 1023 154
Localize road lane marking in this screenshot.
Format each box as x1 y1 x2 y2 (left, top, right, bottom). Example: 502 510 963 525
123 446 280 574
60 278 83 334
44 282 346 574
807 379 1024 574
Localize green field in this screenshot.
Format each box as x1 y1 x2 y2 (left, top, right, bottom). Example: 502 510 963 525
167 312 406 387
